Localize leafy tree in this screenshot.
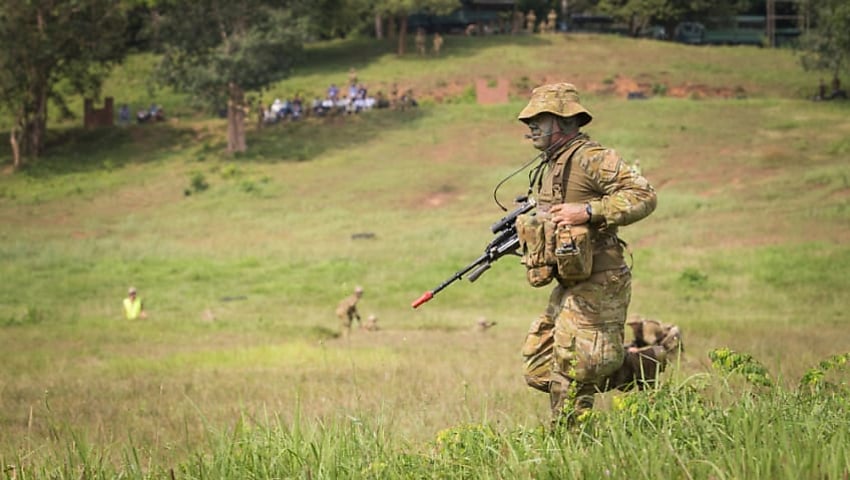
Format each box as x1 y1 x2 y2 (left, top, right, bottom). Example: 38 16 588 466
302 0 374 39
154 0 304 153
797 0 850 80
597 0 672 36
374 0 460 55
0 0 127 170
596 0 750 37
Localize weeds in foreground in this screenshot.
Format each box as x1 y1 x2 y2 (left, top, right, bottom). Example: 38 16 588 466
4 350 848 479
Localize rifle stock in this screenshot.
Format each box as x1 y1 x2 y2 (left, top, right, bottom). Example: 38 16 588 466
411 198 535 308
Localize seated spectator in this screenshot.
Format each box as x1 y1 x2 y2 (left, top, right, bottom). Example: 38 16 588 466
375 91 390 109
335 95 350 115
311 97 324 116
830 76 847 100
136 108 149 123
270 98 283 116
149 103 165 122
348 83 359 101
327 84 339 102
344 95 357 115
118 104 130 125
282 99 294 119
353 96 367 113
263 106 277 124
291 96 303 120
399 89 419 110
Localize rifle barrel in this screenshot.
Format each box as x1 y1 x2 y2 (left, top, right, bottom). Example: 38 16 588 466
411 253 488 308
411 199 534 309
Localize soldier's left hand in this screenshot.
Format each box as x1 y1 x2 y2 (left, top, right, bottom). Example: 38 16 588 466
549 202 590 228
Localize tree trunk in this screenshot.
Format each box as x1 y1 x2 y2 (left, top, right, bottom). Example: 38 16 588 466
375 13 383 39
397 15 408 56
387 16 396 39
10 126 22 170
227 82 247 153
21 78 49 158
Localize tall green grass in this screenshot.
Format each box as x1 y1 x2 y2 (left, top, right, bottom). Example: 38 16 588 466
5 377 848 479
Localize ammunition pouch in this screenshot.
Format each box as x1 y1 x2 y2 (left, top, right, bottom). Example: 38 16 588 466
553 224 594 282
516 213 594 287
516 212 556 287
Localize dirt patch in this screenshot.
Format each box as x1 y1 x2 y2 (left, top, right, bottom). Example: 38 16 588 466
409 184 462 210
475 78 509 104
410 73 749 104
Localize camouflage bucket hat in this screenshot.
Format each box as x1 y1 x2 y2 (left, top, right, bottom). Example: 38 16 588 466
518 83 592 127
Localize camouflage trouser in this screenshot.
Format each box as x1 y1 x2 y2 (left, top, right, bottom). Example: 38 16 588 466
338 314 356 336
522 267 631 421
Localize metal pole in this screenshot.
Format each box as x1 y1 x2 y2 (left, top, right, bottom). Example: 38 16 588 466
767 0 775 47
561 0 568 26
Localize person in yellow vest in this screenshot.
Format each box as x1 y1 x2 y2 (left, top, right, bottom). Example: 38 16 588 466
123 286 147 320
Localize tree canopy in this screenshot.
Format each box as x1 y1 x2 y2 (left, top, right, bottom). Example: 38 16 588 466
596 0 754 37
797 0 850 78
154 0 305 152
374 0 460 55
0 0 127 169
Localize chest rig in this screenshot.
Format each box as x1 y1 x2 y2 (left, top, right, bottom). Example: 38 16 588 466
530 135 592 210
517 136 596 287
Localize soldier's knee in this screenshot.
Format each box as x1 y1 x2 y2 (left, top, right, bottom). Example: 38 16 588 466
524 375 550 393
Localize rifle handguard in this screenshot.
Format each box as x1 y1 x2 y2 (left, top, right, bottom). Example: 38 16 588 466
467 263 491 282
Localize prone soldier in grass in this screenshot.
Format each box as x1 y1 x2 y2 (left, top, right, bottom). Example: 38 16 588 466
516 83 658 424
605 315 684 391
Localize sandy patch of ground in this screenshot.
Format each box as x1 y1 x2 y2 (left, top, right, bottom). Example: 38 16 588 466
403 73 750 104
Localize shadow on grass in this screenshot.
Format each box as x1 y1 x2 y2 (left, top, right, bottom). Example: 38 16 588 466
233 107 431 163
299 33 553 75
4 123 197 178
1 106 432 176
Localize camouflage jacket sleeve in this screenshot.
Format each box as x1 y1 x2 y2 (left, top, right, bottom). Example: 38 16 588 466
582 147 657 228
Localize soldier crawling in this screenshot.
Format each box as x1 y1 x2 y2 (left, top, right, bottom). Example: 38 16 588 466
605 315 684 391
335 286 363 337
516 82 658 425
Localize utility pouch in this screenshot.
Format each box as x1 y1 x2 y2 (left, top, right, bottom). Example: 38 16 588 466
516 213 557 287
553 224 594 282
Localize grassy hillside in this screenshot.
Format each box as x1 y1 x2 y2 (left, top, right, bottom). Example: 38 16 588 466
1 34 849 478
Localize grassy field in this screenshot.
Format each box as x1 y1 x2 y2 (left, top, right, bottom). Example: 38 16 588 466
1 33 849 478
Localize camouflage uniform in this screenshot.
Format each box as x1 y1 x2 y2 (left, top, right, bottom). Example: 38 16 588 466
517 83 657 421
432 32 443 55
415 28 426 55
546 9 558 33
525 10 537 33
335 286 363 336
363 314 380 331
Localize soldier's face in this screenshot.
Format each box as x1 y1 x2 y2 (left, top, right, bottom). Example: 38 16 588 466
526 114 558 151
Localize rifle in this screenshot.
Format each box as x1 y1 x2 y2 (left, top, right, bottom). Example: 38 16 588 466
411 196 535 308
